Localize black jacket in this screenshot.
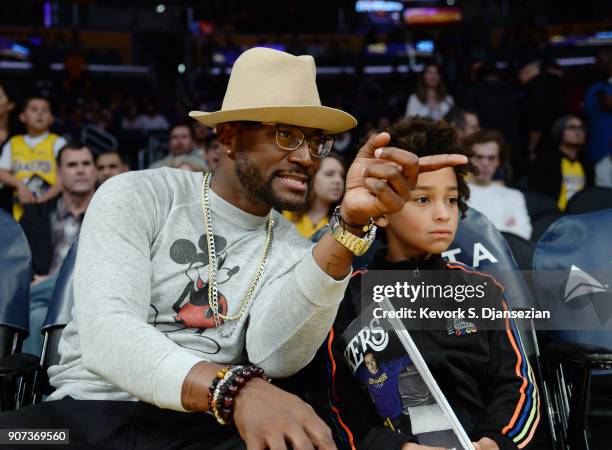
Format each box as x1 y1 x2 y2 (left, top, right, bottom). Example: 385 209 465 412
19 196 59 276
528 150 595 202
285 252 540 450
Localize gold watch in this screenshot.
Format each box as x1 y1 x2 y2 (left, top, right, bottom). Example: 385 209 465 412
328 207 377 256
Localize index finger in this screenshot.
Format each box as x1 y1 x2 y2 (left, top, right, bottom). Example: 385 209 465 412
374 147 419 178
418 154 469 173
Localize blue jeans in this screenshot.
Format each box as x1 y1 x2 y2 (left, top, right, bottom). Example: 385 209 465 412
22 273 58 356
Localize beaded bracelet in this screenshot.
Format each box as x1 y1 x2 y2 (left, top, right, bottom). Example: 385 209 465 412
208 364 270 425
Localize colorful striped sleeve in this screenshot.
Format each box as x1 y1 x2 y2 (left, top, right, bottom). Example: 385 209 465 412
447 263 540 448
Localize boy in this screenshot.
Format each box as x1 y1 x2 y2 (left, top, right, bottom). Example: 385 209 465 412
294 117 540 450
0 96 66 220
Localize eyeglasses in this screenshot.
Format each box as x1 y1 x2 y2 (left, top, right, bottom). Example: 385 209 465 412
262 122 335 158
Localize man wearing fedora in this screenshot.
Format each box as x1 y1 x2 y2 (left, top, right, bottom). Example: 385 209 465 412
0 48 467 449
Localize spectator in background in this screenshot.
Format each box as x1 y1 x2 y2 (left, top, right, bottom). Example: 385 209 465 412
0 96 67 220
405 63 454 120
203 133 222 171
0 82 16 213
463 63 520 177
445 108 480 142
584 50 612 164
521 59 567 159
283 152 345 238
333 131 353 156
20 143 97 355
96 150 128 185
149 123 205 169
135 101 169 132
529 115 594 211
0 82 15 144
466 129 532 239
121 104 141 130
192 121 209 156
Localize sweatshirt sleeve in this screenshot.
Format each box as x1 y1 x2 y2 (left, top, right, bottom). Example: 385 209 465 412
471 293 541 450
73 175 204 412
245 243 351 378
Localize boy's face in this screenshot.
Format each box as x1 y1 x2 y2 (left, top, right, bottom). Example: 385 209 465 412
20 99 53 134
382 167 459 257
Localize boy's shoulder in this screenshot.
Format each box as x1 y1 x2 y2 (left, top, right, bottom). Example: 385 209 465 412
445 260 505 293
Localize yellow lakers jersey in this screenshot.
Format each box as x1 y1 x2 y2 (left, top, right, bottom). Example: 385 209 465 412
558 157 586 211
10 133 59 220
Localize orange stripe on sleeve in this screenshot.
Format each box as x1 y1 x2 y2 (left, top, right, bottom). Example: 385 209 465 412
500 300 529 434
331 406 357 450
446 264 533 436
328 327 339 401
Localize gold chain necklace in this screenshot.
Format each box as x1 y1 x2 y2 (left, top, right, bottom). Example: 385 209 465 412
201 172 274 329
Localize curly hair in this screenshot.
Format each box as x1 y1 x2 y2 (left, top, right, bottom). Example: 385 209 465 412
386 116 473 218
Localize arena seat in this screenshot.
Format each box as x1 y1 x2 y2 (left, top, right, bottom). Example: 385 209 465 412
565 187 612 215
30 237 79 404
533 209 612 450
523 190 559 218
501 231 536 292
531 210 565 242
0 210 38 411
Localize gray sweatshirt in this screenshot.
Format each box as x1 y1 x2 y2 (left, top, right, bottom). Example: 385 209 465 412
48 168 350 411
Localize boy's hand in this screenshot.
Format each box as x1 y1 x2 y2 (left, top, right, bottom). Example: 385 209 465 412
340 132 468 226
473 437 499 450
17 183 36 204
233 378 336 450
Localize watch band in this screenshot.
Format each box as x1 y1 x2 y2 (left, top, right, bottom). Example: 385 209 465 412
328 207 377 256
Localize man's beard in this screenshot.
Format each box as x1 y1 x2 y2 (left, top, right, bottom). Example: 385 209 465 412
234 152 312 211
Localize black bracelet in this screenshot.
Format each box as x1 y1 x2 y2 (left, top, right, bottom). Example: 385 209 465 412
209 365 270 425
334 206 373 232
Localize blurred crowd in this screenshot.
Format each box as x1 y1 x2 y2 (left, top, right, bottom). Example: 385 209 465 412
0 46 611 349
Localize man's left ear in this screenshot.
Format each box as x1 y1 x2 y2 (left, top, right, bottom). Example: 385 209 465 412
216 124 235 160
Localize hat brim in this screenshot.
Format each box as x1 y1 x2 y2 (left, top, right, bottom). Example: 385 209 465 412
189 105 357 134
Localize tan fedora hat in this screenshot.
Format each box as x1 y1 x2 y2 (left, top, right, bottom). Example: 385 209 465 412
189 47 357 134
